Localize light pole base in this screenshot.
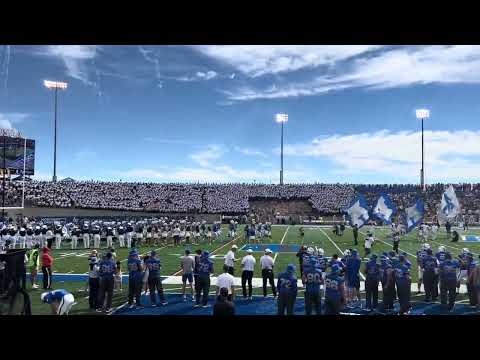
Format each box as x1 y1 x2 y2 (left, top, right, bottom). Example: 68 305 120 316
52 175 57 183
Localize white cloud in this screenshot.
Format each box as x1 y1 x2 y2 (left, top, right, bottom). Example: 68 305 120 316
234 146 267 157
190 145 224 167
114 168 166 179
40 45 98 85
225 45 480 101
193 45 382 77
282 130 480 182
175 70 218 82
0 112 29 130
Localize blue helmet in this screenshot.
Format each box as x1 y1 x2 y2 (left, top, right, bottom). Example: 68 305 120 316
388 251 396 258
399 254 405 261
286 264 296 273
370 254 378 260
129 249 138 257
351 249 358 256
202 251 210 258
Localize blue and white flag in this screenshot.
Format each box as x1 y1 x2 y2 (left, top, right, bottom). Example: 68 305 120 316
440 185 460 219
404 199 424 233
372 193 396 224
345 194 370 228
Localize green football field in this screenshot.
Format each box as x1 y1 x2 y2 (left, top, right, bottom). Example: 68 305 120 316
26 224 480 315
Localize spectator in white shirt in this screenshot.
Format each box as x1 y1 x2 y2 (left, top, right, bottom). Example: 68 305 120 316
216 265 235 301
224 245 238 276
260 249 277 298
241 249 256 300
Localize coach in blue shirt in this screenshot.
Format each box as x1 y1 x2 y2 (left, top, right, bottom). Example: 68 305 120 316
98 252 116 312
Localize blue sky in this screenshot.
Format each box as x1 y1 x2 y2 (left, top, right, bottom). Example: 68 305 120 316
1 45 480 184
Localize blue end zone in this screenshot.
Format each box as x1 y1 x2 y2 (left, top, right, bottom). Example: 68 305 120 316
462 235 480 242
112 293 480 316
240 244 300 253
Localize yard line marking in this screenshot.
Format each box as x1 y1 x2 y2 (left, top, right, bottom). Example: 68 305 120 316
359 230 417 258
320 227 366 281
273 225 290 262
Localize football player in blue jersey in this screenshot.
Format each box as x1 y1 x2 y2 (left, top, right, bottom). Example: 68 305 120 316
364 254 380 311
97 252 116 312
380 255 395 311
195 251 214 308
127 249 143 308
41 289 75 315
416 244 429 294
435 245 447 300
395 253 411 314
345 249 361 307
422 248 439 302
277 264 298 315
145 250 168 307
302 252 322 315
439 252 459 311
324 264 346 315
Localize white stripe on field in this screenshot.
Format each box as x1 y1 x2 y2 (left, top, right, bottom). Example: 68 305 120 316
273 225 290 262
319 227 366 281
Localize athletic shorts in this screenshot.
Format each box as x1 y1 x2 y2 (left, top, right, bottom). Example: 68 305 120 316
136 233 143 240
418 266 424 280
249 236 255 241
146 233 152 239
182 273 193 283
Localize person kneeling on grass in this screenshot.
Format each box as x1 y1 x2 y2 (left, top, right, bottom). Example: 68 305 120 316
41 289 75 315
277 264 298 315
213 287 235 316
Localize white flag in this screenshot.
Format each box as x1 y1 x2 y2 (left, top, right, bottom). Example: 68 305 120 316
440 185 460 219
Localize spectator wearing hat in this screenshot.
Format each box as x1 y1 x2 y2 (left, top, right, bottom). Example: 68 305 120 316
216 264 235 301
213 287 235 316
277 264 298 315
127 249 144 308
224 245 238 275
98 252 116 312
41 247 53 290
241 248 256 299
260 248 276 298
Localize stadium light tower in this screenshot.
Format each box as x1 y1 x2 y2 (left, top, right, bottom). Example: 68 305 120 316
275 113 288 185
416 109 430 191
44 80 68 182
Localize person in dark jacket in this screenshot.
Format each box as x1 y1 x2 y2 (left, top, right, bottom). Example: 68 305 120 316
213 287 235 316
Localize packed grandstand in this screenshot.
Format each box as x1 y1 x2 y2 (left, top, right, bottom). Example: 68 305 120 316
1 181 479 223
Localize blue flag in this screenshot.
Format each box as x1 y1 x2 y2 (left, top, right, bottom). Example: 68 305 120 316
403 199 424 233
440 185 460 219
372 193 396 224
345 194 370 228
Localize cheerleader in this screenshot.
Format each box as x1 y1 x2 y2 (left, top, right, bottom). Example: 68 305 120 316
185 224 191 244
162 225 168 245
179 226 186 245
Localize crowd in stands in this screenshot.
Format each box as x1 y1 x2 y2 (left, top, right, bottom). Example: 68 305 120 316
0 181 479 221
